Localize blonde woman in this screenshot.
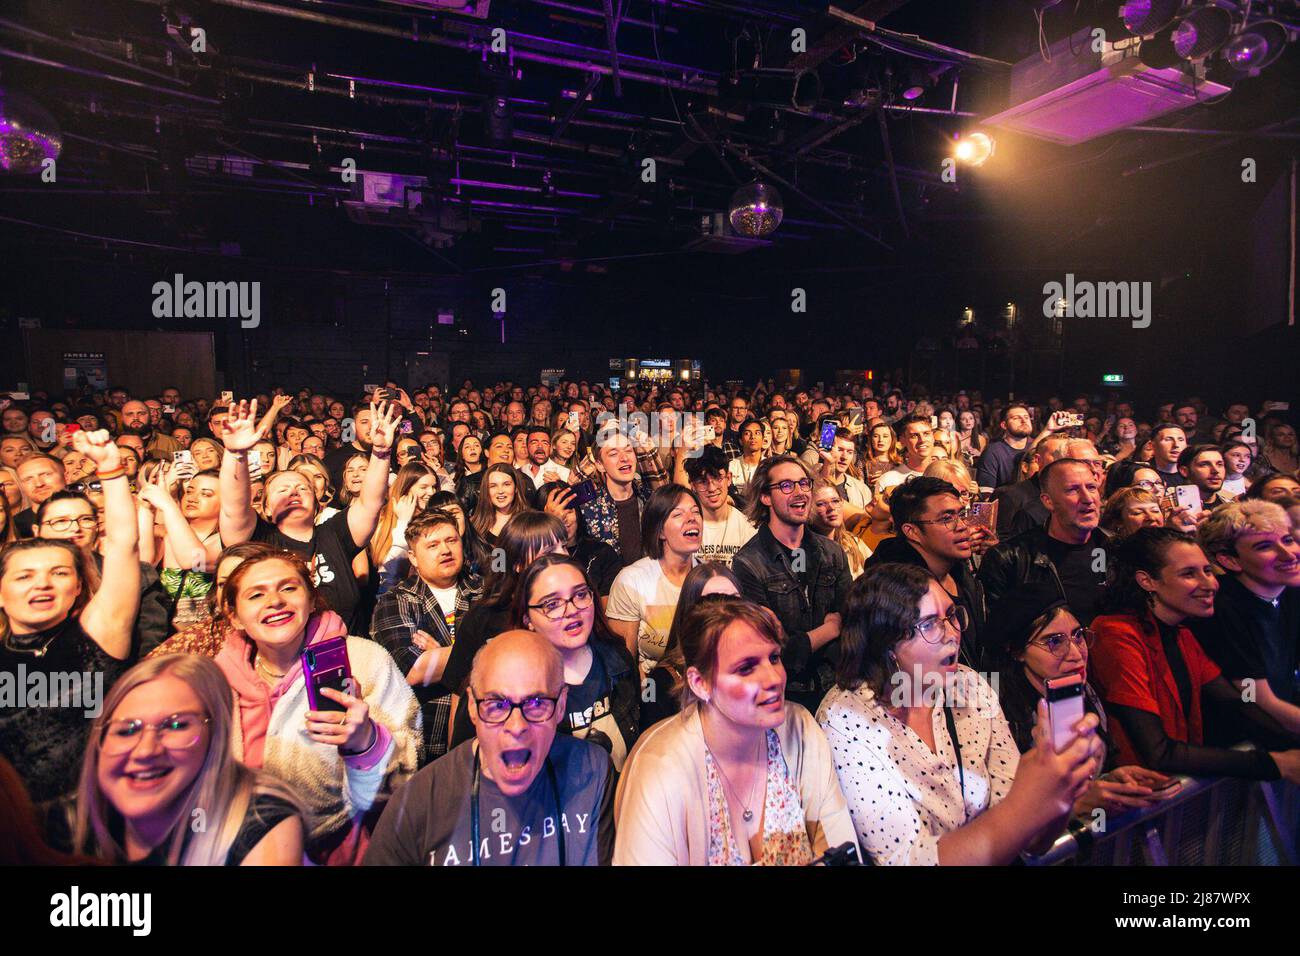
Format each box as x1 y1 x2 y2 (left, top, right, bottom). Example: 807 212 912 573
288 454 340 524
369 462 440 593
810 479 871 579
69 654 303 865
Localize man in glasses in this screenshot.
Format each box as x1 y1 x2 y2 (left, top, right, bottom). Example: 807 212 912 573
365 630 615 866
733 456 851 713
980 458 1109 626
868 477 992 670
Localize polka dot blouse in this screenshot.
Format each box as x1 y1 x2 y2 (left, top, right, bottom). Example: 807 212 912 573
816 666 1019 866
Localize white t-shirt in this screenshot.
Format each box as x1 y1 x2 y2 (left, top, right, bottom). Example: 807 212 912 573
520 460 571 489
700 506 756 568
727 457 761 497
430 584 458 619
875 465 924 495
606 556 693 675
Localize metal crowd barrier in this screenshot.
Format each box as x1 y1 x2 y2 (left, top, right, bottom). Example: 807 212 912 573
1026 751 1300 866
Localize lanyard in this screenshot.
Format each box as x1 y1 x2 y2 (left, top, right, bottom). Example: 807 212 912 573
943 704 969 824
470 747 566 866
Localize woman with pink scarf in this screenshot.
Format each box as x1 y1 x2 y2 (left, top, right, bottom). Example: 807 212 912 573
214 548 420 863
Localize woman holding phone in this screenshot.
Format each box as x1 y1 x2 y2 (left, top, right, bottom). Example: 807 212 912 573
64 654 303 865
817 563 1101 865
1091 527 1300 783
213 548 420 862
992 583 1175 817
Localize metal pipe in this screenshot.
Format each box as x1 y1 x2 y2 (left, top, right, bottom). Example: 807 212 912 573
0 46 221 103
528 0 676 32
0 16 196 85
875 109 909 239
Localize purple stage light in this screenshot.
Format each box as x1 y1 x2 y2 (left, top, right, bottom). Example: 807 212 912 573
1223 21 1290 72
1172 6 1233 60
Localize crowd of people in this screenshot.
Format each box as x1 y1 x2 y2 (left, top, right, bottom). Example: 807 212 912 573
2 375 1298 866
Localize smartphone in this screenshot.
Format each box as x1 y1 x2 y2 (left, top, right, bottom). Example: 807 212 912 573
399 419 415 434
567 410 581 432
967 499 998 534
702 425 717 442
847 405 864 430
1175 484 1202 513
220 390 234 405
363 383 380 395
1063 412 1085 428
930 415 939 428
302 637 353 714
818 418 838 452
172 450 194 475
572 478 600 506
62 422 82 435
1151 775 1182 792
1045 673 1086 753
163 404 177 415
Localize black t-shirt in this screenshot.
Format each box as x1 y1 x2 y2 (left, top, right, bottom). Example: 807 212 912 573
559 647 628 770
363 734 615 866
569 536 622 597
1194 577 1300 705
615 495 643 566
0 619 128 803
251 511 365 633
1040 534 1108 625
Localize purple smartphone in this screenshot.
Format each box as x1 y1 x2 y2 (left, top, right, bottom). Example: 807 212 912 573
302 637 352 713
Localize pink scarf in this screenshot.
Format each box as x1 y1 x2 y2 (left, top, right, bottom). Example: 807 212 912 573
215 610 349 768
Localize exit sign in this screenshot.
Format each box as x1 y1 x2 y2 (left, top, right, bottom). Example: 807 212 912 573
1102 373 1125 386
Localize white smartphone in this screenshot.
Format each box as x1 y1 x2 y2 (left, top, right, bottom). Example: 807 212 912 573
1174 484 1202 514
567 411 581 432
1045 673 1086 753
220 391 234 405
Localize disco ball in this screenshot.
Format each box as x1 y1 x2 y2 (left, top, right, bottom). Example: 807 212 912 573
728 181 784 238
0 89 62 174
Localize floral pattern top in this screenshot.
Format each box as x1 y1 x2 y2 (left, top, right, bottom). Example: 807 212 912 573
705 728 814 866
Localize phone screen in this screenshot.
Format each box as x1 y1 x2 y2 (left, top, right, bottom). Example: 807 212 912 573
1046 676 1085 753
819 420 838 451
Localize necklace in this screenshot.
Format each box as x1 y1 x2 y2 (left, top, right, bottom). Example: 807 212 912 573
254 653 288 682
3 625 62 658
706 733 765 823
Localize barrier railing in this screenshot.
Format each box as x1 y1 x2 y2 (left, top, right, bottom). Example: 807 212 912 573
1026 751 1300 866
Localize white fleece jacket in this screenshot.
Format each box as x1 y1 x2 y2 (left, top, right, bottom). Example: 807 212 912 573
229 636 422 846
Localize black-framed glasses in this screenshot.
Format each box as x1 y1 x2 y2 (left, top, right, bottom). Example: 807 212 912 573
767 477 812 495
1030 627 1095 658
912 605 970 644
100 712 210 755
529 587 595 621
911 508 972 532
472 694 560 724
42 515 99 532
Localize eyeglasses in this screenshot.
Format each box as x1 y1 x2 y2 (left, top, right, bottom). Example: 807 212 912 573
1030 627 1095 658
42 515 99 531
1135 479 1165 493
100 712 210 755
912 604 970 644
472 694 560 724
910 507 972 532
766 477 812 495
70 481 103 494
529 586 595 620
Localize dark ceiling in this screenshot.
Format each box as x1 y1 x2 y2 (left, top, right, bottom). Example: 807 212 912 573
1 0 1298 293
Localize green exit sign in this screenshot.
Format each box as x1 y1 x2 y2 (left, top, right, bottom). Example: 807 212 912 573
1102 373 1125 385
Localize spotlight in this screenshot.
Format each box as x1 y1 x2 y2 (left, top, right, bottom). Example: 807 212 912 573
1119 0 1184 36
0 89 62 174
953 132 994 167
1223 20 1292 73
1173 4 1234 60
728 181 783 238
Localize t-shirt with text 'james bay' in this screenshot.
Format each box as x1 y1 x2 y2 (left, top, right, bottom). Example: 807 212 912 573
363 734 615 866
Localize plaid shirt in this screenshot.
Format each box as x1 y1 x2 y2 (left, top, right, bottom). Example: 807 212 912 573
370 571 482 760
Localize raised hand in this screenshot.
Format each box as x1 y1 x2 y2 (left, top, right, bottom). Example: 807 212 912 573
394 491 419 524
369 401 402 455
73 429 122 473
137 465 175 511
221 399 264 452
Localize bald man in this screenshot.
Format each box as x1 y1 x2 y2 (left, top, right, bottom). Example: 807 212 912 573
121 398 177 460
980 458 1109 624
365 630 615 866
994 434 1071 537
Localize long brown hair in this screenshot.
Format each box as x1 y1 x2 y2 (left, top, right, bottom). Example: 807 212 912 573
470 462 532 537
512 553 621 649
74 654 301 865
369 462 436 565
679 597 785 710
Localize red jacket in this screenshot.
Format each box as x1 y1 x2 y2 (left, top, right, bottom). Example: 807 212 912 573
1090 610 1221 768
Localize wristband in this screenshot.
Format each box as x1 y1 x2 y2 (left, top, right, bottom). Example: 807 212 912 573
371 448 391 460
96 467 127 481
228 449 248 460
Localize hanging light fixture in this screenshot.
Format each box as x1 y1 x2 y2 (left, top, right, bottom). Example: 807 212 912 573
728 181 784 238
1119 0 1185 36
1172 3 1235 60
1222 20 1292 73
0 89 62 174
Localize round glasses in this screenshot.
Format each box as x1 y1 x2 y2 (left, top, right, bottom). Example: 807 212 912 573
910 507 972 532
472 694 560 725
1030 627 1095 658
1135 479 1165 493
913 604 970 644
767 477 812 495
100 712 210 756
528 586 595 621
